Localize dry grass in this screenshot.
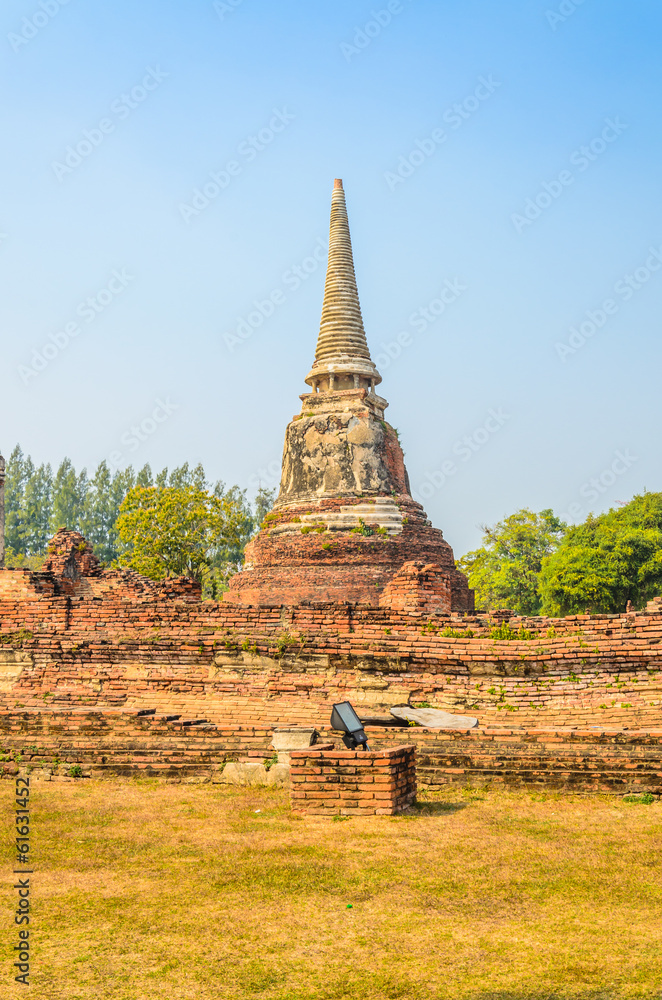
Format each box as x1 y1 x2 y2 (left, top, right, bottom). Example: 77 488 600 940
2 779 661 1000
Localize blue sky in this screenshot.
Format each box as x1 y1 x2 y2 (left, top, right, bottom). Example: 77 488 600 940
2 0 661 556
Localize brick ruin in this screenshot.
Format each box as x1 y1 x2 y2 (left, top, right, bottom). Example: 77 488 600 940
1 532 662 793
1 180 661 796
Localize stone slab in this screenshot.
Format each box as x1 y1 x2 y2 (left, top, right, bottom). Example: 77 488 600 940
271 727 318 750
390 705 478 730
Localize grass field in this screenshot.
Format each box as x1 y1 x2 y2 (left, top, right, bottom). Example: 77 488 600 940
2 778 661 1000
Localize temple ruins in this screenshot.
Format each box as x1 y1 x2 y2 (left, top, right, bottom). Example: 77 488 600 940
0 182 661 800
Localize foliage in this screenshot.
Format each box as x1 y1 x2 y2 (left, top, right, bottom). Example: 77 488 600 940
489 624 534 641
459 509 566 614
4 446 54 558
0 630 34 646
3 446 274 590
252 486 276 531
4 551 44 570
4 445 153 564
79 463 137 563
116 478 252 587
50 458 88 539
539 492 662 614
351 518 374 536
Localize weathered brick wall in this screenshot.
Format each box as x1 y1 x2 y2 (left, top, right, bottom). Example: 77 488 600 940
1 569 662 729
1 709 660 795
379 561 451 614
0 709 272 782
0 588 662 726
290 745 417 815
364 726 662 795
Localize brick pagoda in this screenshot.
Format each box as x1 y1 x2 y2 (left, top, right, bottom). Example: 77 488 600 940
225 179 474 610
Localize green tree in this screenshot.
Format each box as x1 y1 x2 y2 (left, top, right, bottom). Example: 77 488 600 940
3 446 273 588
168 462 207 491
458 508 566 614
4 446 54 561
107 466 148 561
21 461 53 556
124 463 263 595
116 482 251 586
205 484 274 597
540 492 662 614
5 445 30 557
252 486 276 531
50 459 88 535
135 463 153 489
81 462 138 564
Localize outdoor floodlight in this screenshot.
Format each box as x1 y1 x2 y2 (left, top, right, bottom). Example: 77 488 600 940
330 701 371 751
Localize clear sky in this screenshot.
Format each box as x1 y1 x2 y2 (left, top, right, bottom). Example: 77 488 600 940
2 0 661 556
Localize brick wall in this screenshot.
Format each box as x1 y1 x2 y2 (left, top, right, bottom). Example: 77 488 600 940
2 709 660 795
379 561 452 614
363 725 662 795
0 709 272 782
290 744 416 815
1 567 662 731
1 580 661 728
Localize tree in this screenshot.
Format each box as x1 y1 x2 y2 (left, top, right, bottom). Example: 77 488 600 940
117 463 259 594
458 509 566 614
253 486 276 531
80 462 138 564
4 446 54 562
116 482 251 585
3 445 273 588
135 463 153 489
50 459 88 536
539 492 662 614
21 460 53 556
5 446 30 557
107 466 148 561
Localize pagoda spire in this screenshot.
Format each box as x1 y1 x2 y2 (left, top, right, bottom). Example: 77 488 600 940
305 179 381 393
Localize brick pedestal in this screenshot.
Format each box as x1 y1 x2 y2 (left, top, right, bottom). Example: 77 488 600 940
289 744 416 816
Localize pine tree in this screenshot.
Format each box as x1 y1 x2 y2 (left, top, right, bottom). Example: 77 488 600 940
135 464 153 488
81 462 120 563
4 446 29 556
50 459 88 535
22 462 53 555
106 467 139 562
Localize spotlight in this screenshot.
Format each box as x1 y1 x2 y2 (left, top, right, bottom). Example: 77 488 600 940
330 701 371 751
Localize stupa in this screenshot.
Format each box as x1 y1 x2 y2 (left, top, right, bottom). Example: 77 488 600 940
225 179 474 611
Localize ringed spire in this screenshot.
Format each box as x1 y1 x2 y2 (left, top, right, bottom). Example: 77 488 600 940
305 179 381 392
